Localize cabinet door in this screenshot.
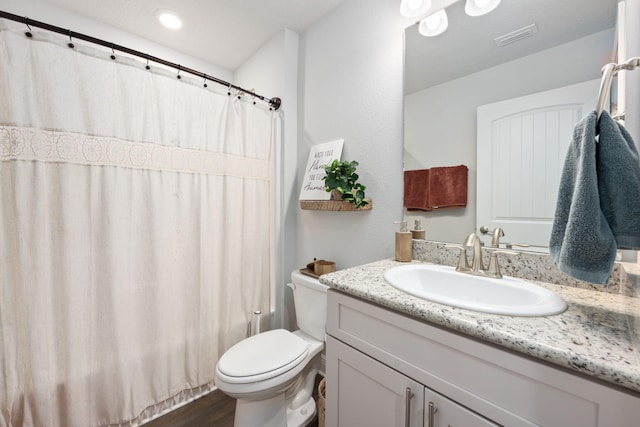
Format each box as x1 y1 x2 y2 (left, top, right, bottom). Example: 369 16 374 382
424 387 499 427
326 336 424 427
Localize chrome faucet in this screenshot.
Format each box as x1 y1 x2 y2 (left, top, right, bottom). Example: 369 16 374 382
463 233 484 272
445 232 518 279
479 226 504 248
491 227 504 248
444 233 485 274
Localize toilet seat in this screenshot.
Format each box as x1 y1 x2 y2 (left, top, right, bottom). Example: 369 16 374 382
216 329 309 384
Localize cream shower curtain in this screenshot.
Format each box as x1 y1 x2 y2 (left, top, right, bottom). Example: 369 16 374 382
0 21 274 427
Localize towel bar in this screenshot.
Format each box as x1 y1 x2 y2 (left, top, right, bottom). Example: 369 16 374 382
596 56 640 125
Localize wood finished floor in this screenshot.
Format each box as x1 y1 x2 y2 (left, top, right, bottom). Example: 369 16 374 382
144 389 235 427
145 375 322 427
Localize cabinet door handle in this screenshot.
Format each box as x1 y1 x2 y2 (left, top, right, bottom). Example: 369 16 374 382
404 387 414 427
427 401 438 427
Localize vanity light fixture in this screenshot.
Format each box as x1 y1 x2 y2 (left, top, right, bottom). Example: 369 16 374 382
400 0 433 18
464 0 501 16
418 9 448 37
156 9 182 30
403 0 501 37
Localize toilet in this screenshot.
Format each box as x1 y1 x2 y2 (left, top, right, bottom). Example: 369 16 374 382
214 270 329 427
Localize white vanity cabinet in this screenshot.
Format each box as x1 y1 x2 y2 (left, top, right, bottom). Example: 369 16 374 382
328 335 498 426
325 290 640 427
327 336 424 426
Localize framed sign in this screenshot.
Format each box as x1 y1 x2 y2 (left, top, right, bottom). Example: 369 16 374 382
299 139 344 200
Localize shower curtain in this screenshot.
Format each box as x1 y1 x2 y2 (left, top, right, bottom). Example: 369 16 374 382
0 20 274 427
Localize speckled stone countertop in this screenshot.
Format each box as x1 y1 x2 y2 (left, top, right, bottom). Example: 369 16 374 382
319 258 640 394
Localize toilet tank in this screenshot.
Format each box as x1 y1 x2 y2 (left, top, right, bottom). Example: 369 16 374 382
290 270 329 341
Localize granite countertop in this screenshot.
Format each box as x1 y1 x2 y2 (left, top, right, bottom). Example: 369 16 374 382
319 258 640 394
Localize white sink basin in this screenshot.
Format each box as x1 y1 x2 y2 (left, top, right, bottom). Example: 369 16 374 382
383 264 567 317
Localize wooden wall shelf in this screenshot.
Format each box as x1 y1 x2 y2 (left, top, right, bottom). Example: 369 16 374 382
300 199 373 211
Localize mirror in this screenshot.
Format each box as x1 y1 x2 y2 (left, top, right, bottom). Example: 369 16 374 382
403 0 619 248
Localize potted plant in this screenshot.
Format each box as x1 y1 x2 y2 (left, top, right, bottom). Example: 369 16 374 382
323 159 369 209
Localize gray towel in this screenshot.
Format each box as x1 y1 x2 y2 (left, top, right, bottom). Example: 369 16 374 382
597 110 640 249
550 110 640 285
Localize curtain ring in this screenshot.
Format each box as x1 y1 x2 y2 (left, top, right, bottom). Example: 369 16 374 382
110 44 116 60
227 84 232 96
177 65 181 80
67 29 74 48
145 54 150 70
203 75 208 88
24 17 33 38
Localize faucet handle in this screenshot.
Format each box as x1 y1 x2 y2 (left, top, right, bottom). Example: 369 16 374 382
505 242 530 250
444 243 469 272
486 249 518 278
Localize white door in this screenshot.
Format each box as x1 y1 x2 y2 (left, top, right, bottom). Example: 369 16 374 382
476 79 600 248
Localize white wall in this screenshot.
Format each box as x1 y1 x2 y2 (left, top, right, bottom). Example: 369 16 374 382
297 0 408 271
621 0 640 265
0 0 232 80
404 29 615 244
623 0 639 151
629 0 640 266
235 29 300 329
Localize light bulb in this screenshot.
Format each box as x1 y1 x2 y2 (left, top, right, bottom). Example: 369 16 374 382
465 0 501 16
399 0 433 18
156 9 182 30
418 10 448 37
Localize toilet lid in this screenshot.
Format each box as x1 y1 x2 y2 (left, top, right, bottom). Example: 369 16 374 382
217 329 309 378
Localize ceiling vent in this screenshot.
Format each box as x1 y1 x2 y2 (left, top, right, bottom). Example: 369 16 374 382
494 23 538 47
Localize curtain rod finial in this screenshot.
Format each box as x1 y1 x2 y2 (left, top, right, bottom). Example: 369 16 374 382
270 97 281 111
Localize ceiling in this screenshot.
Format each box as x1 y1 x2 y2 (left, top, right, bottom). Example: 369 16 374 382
37 0 345 71
21 0 619 90
405 0 618 94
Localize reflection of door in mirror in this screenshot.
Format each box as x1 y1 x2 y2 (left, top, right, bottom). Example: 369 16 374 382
476 79 600 250
403 0 620 247
404 30 614 245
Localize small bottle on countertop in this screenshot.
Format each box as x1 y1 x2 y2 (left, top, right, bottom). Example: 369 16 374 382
411 218 426 240
395 220 412 262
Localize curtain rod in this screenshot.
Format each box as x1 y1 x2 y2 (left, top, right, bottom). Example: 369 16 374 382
0 10 282 111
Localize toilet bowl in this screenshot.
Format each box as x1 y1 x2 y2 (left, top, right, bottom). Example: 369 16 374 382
214 270 329 427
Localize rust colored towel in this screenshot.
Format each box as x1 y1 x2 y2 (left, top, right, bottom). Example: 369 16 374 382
404 169 431 211
428 165 468 209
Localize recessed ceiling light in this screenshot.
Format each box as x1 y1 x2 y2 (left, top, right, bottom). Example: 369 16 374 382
399 0 432 18
156 9 182 30
419 10 448 37
465 0 501 17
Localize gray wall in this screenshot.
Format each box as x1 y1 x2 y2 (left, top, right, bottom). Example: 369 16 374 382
297 0 408 273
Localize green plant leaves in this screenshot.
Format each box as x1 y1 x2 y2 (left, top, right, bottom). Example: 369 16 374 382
323 159 369 208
